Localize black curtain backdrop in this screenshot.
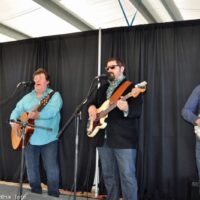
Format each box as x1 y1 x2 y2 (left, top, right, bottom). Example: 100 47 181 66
1 19 200 200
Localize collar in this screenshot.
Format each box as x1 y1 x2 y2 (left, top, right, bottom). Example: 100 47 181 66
108 75 125 86
32 87 52 99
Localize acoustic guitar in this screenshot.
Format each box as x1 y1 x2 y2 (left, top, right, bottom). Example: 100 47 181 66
11 92 54 150
87 81 147 137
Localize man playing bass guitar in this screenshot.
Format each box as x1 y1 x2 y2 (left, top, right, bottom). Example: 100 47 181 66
88 57 145 200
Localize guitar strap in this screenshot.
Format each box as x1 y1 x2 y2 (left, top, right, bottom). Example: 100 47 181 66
109 81 132 104
37 91 55 112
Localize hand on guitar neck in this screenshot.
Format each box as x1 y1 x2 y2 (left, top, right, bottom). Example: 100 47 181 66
88 98 128 119
116 97 128 112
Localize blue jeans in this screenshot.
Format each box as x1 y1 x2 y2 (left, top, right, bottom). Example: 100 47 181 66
196 139 200 191
98 140 138 200
25 140 60 197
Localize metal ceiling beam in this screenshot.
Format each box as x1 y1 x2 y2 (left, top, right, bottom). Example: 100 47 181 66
33 0 94 31
129 0 157 23
161 0 183 21
0 23 30 40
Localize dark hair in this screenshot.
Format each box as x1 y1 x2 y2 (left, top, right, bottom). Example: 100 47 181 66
106 57 125 67
32 68 50 82
106 57 126 75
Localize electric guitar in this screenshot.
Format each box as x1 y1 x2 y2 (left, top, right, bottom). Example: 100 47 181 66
87 81 147 137
11 92 54 150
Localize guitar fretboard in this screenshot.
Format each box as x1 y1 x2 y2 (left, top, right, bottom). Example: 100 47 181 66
99 92 132 119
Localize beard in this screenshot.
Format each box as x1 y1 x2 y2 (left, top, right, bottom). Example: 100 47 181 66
107 72 115 82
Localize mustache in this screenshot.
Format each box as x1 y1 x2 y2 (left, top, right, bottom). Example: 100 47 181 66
107 72 115 81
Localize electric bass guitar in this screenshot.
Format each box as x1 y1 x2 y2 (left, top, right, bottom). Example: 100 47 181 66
11 92 54 150
87 81 147 137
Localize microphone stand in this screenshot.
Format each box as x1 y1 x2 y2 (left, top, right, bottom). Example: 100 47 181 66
0 84 33 199
17 121 26 200
0 83 31 106
58 76 102 200
11 120 52 200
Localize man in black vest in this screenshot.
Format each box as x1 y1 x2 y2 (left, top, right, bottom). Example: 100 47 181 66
88 57 143 200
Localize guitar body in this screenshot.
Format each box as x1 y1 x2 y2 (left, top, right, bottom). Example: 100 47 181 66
11 91 55 150
11 112 35 150
87 100 109 137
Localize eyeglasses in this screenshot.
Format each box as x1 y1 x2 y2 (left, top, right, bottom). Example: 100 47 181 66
105 65 120 71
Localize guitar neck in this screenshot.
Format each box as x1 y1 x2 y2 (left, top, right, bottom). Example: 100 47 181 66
99 92 131 118
32 103 43 112
31 92 54 112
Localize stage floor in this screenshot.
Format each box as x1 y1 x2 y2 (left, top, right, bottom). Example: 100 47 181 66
0 181 101 200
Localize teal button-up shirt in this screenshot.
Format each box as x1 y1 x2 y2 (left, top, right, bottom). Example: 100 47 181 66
106 75 125 99
10 88 63 145
106 75 128 116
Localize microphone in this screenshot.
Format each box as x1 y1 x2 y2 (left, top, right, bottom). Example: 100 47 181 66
94 74 108 79
17 81 34 88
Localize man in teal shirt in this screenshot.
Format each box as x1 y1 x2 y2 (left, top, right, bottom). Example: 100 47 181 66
10 68 63 197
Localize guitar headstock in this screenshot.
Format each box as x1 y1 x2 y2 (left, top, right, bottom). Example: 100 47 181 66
131 81 147 97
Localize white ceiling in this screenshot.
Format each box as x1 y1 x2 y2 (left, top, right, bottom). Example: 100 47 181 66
0 0 200 43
